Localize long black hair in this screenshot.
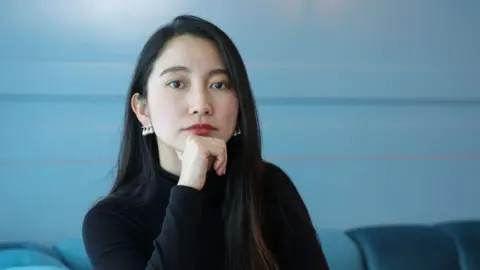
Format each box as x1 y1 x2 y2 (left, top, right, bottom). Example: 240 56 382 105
109 15 277 270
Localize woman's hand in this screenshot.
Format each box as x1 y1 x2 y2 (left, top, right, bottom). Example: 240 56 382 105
177 135 227 190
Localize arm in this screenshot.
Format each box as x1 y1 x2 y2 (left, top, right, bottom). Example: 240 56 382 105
265 163 330 270
82 186 203 270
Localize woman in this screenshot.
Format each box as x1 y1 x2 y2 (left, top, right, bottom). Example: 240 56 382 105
82 14 330 270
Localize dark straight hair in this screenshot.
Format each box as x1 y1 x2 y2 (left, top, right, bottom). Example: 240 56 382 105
109 15 278 270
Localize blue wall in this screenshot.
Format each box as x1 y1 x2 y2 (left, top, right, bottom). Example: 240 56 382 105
1 0 479 244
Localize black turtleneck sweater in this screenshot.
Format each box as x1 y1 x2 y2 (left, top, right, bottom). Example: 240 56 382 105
82 161 329 270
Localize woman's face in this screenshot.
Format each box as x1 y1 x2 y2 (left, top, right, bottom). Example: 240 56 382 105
133 34 239 152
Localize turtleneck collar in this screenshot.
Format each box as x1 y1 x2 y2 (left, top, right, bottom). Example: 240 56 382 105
154 161 227 201
153 136 241 202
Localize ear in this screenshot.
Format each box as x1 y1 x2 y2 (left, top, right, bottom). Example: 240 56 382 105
131 93 151 127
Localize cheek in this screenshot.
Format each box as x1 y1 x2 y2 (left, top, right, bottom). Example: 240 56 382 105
147 95 182 134
219 95 239 125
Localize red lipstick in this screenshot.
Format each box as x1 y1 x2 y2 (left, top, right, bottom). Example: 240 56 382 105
183 124 217 135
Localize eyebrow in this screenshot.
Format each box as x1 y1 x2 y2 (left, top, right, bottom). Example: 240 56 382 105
160 66 189 76
160 65 228 77
208 68 228 77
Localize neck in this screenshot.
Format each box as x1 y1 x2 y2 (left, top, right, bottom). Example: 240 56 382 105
157 139 182 177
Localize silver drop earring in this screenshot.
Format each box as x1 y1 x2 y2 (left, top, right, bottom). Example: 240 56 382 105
142 125 154 136
233 128 241 136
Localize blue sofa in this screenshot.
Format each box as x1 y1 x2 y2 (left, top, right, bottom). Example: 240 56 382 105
1 220 479 270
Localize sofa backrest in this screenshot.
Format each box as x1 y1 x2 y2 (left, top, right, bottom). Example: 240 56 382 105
2 220 478 270
346 220 480 270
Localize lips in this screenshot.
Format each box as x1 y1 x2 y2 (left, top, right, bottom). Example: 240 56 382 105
183 124 217 135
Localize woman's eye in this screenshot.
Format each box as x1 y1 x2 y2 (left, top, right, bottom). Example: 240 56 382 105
211 82 229 89
167 80 184 89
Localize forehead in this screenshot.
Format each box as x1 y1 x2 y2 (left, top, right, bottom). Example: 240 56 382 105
154 35 225 72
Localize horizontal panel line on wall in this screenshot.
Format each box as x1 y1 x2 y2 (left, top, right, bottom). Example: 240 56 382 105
1 93 480 106
2 60 477 73
1 153 480 166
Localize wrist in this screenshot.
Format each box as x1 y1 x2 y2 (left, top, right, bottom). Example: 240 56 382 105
177 182 202 191
178 175 204 191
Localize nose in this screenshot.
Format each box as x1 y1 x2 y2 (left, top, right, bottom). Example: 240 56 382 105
188 89 212 116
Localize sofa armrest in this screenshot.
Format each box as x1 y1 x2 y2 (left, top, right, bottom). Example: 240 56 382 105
346 224 459 270
436 220 480 270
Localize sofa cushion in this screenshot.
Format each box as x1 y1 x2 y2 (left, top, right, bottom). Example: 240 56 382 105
3 267 69 270
0 243 66 269
346 225 459 270
317 229 365 270
436 220 480 270
53 238 92 270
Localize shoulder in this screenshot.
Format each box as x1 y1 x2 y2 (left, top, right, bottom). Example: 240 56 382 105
263 161 288 179
82 196 146 253
262 161 302 201
84 196 133 218
82 196 139 238
261 161 314 225
261 163 329 268
81 196 151 266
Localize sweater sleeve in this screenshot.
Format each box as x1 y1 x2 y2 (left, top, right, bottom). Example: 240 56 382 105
264 163 330 270
82 185 204 270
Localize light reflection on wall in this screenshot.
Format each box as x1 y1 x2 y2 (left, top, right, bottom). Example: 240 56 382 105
258 0 358 25
7 0 191 41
